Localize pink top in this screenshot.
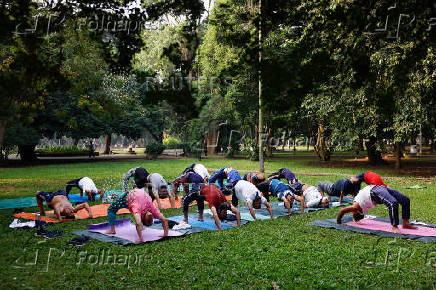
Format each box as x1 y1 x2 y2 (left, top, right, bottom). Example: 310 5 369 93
127 188 161 219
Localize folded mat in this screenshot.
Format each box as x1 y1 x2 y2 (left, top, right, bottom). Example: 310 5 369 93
0 193 100 210
308 215 436 243
13 204 130 223
74 218 184 245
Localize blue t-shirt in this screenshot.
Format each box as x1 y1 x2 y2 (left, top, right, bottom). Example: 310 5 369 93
269 179 291 199
332 179 360 196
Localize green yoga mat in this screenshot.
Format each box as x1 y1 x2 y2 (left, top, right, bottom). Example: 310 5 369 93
0 197 37 210
0 193 101 210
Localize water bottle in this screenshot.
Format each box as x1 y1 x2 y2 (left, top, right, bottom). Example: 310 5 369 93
36 214 41 229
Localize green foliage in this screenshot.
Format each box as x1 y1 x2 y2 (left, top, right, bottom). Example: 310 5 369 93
35 146 89 154
145 141 166 159
163 137 181 149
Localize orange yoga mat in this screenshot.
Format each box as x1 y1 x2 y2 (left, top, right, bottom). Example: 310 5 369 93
14 204 130 223
14 196 233 223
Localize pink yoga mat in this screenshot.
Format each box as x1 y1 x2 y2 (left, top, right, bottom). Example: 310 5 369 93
89 219 184 243
344 219 436 237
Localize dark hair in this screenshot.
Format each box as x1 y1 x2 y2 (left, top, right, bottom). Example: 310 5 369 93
219 202 230 211
353 212 364 222
217 203 230 220
253 194 262 209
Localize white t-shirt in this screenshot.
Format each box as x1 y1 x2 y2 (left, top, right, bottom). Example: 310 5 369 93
78 177 98 193
234 180 267 205
304 186 322 208
354 185 377 214
193 164 210 179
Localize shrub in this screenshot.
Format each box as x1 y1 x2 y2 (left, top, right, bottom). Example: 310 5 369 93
35 145 89 154
145 142 166 159
163 137 181 149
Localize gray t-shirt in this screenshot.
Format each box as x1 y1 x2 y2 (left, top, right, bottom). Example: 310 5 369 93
147 173 168 192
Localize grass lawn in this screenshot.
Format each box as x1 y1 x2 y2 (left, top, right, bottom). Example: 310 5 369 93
0 157 435 288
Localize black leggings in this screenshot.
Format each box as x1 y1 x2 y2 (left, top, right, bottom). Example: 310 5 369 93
181 190 205 212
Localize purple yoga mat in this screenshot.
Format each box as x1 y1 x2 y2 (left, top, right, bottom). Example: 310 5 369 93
88 218 183 243
344 219 436 237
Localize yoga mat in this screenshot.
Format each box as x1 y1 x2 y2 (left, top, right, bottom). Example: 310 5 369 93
168 214 234 230
308 216 436 243
13 204 130 223
68 193 101 203
0 193 101 210
87 218 184 244
0 197 37 210
344 219 436 237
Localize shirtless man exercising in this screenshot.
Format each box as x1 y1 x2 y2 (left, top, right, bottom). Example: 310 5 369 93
36 190 93 222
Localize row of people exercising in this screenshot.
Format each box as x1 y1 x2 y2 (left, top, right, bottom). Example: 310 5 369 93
35 164 416 242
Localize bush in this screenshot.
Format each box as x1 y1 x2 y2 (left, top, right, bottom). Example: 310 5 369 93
35 146 89 155
145 142 166 159
163 137 181 149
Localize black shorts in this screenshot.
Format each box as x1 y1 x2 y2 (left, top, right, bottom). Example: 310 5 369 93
37 190 67 208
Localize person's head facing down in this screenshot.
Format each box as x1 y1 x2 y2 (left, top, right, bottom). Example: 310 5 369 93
320 196 329 208
285 194 294 204
255 172 265 183
62 206 75 218
353 212 364 222
142 211 153 226
159 185 169 197
217 203 230 220
253 194 262 209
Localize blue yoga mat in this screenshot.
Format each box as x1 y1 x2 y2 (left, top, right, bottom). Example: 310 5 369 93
168 214 234 230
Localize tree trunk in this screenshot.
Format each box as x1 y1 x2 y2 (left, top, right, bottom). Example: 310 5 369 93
18 144 37 162
258 0 264 172
314 122 330 161
395 141 402 170
103 134 111 155
266 126 273 157
293 137 297 153
432 139 436 153
358 135 364 151
366 136 385 165
0 120 6 150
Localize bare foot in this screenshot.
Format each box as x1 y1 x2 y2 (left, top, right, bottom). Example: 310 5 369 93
402 224 418 230
135 238 143 243
106 229 116 235
198 218 204 222
392 226 400 234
